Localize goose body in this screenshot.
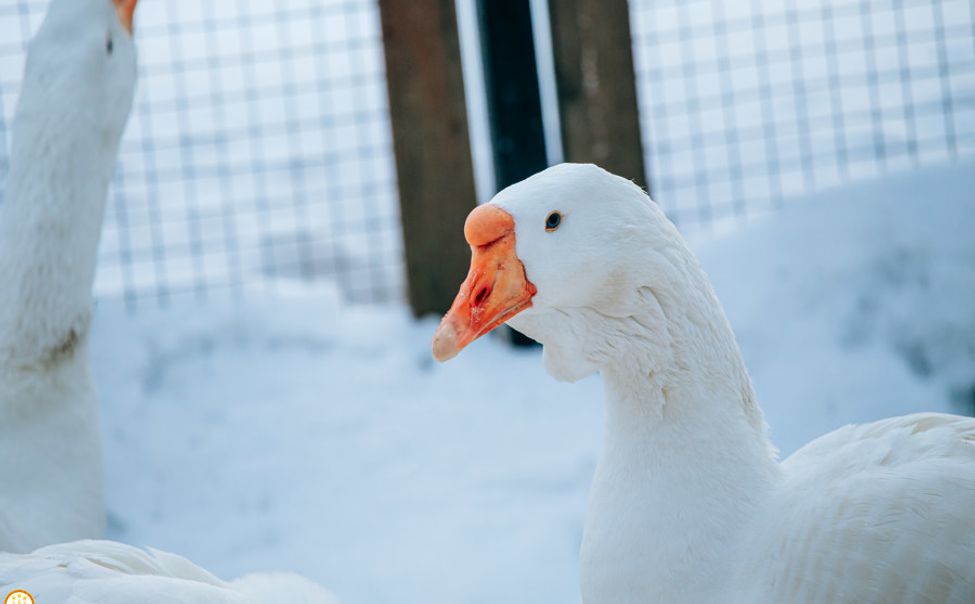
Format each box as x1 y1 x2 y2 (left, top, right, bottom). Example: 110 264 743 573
433 163 975 603
0 0 138 552
728 413 975 603
0 540 339 604
0 5 343 601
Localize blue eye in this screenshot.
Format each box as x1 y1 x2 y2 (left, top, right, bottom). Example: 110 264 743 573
545 211 562 231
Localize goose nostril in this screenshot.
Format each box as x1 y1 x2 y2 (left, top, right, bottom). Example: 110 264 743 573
473 286 491 307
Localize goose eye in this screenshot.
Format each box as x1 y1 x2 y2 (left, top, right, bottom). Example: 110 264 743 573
545 211 562 232
106 37 114 54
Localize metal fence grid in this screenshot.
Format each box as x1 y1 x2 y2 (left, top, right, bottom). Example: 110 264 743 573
2 0 973 309
0 0 402 309
629 0 975 232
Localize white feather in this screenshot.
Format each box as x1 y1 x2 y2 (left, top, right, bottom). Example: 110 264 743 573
0 541 339 604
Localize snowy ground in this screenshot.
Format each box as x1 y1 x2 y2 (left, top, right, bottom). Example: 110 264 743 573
92 160 974 604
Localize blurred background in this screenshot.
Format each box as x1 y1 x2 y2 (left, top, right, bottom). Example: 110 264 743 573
1 0 973 603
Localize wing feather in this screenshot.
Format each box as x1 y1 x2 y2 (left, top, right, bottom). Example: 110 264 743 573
730 413 975 603
0 540 257 604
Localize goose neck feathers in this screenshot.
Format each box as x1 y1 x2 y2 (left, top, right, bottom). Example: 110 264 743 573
0 0 138 552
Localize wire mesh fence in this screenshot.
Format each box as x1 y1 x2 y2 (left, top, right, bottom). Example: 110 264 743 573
0 0 402 309
630 0 975 233
2 0 973 310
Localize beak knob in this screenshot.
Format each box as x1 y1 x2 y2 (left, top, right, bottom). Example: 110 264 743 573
464 204 515 247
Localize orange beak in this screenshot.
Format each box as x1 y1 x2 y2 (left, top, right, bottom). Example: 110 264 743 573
432 205 537 362
113 0 137 35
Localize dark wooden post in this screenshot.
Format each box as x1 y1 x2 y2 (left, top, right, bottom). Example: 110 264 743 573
478 0 548 347
547 0 648 190
477 0 549 189
379 0 479 316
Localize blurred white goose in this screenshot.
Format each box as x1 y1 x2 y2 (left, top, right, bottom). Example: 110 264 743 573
0 0 139 552
0 2 339 602
0 540 338 604
433 163 975 604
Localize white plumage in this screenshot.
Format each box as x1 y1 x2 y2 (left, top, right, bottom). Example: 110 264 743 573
433 163 975 603
0 0 137 552
0 540 339 604
0 3 339 602
727 413 975 603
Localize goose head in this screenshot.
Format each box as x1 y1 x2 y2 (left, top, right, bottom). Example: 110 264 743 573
18 0 138 143
433 163 699 383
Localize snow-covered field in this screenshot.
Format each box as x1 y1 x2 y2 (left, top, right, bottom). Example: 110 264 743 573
93 160 974 604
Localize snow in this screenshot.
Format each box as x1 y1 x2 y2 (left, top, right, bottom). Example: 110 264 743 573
694 159 975 453
92 159 975 604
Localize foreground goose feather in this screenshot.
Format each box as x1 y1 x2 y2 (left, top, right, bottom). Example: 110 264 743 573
0 540 338 604
433 163 975 604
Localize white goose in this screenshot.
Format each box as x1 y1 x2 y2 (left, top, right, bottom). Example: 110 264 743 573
433 163 975 603
1 2 339 602
0 0 138 552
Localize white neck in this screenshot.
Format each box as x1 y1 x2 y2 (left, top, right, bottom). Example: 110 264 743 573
0 106 119 367
576 270 780 603
0 86 116 551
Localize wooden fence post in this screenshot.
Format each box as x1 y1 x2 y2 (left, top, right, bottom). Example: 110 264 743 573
477 0 548 347
547 0 648 190
379 0 479 316
477 0 549 188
